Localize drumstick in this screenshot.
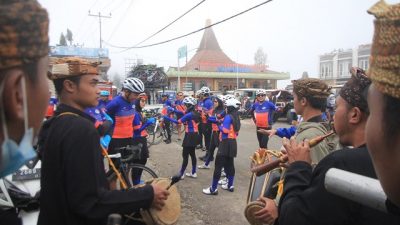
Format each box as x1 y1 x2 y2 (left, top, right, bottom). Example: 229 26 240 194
101 146 128 189
251 131 335 176
167 174 181 190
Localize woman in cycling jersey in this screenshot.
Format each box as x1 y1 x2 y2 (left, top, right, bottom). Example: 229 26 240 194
163 97 201 179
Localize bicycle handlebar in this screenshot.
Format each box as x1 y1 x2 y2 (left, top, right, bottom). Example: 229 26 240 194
113 144 143 163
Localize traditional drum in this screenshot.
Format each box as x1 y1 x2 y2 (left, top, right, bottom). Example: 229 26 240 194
140 178 181 225
245 149 282 225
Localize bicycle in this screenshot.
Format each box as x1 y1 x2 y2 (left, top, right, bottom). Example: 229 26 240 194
146 113 169 146
107 144 158 188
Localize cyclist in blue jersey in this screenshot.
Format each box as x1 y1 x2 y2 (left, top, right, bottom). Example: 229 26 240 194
198 95 225 168
98 90 110 111
105 77 144 168
132 93 156 184
174 91 186 141
250 89 276 148
203 98 241 195
199 87 213 156
161 93 173 144
163 97 201 179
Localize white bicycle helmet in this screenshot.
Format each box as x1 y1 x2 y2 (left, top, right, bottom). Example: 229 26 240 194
200 86 210 95
224 94 235 101
225 98 241 108
256 89 267 96
183 96 197 106
217 95 226 102
122 77 144 93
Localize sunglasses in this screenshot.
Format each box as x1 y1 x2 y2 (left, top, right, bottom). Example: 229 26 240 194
178 95 183 96
257 94 266 97
214 101 218 103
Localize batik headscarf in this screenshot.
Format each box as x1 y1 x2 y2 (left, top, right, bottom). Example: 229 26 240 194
367 0 400 99
339 67 371 112
292 78 331 99
0 0 49 70
48 57 100 80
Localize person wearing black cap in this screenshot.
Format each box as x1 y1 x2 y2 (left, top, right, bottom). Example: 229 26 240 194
256 68 400 225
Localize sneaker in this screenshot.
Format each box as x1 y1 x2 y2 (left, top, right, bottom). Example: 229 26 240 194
185 172 197 178
198 155 207 161
198 164 210 169
221 171 226 177
201 147 206 151
218 177 228 185
196 145 203 149
221 184 234 192
202 187 218 195
177 138 182 141
180 174 185 180
164 139 171 144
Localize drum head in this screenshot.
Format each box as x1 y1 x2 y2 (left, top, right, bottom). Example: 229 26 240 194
147 178 181 225
244 201 266 225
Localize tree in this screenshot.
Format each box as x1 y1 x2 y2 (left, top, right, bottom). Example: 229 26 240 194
66 29 73 46
59 32 67 46
254 47 267 66
112 73 122 89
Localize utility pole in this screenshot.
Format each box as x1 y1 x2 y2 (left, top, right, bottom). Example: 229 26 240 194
88 11 111 49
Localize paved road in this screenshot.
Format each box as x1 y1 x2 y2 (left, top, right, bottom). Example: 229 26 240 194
146 119 291 225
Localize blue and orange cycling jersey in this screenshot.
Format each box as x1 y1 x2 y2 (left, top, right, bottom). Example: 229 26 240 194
174 99 186 115
219 115 238 140
85 106 108 128
251 101 276 128
105 95 135 138
161 99 173 116
200 97 213 123
132 111 148 138
98 99 109 112
178 112 199 133
46 97 58 117
209 108 225 131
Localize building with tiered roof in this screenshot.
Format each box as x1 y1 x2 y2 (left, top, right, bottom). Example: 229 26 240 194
167 19 289 91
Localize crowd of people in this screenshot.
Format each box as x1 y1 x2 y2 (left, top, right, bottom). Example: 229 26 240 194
0 0 400 225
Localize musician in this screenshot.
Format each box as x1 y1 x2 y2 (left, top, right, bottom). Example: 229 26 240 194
38 58 169 225
0 1 50 224
258 68 400 225
366 1 400 213
254 78 337 223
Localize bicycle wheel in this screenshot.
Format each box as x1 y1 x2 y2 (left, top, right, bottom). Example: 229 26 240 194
152 125 165 145
146 125 155 148
128 163 158 185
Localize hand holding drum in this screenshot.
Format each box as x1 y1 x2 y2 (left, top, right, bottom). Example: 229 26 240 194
250 131 334 176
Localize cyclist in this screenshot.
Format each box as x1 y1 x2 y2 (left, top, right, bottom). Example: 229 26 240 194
98 90 110 110
0 1 50 224
132 93 156 184
106 77 144 163
203 98 241 195
160 93 173 144
198 87 213 156
198 95 225 168
195 90 204 149
174 91 186 141
163 97 201 179
250 89 276 148
38 58 169 225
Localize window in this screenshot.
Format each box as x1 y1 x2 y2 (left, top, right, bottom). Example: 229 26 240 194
359 59 369 71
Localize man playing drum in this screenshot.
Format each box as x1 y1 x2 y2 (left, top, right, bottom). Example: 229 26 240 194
38 58 169 225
